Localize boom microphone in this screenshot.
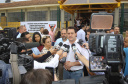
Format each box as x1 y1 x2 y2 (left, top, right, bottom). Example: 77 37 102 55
24 42 40 49
19 50 33 54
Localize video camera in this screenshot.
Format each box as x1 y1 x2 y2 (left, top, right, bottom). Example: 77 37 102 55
0 28 37 84
88 12 127 84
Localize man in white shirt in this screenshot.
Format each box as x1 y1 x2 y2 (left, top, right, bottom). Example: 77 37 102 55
63 27 89 84
17 25 27 38
39 27 44 37
77 24 87 43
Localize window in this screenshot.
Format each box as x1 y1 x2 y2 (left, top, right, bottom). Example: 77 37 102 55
50 10 57 21
64 11 71 21
8 12 25 22
27 11 47 21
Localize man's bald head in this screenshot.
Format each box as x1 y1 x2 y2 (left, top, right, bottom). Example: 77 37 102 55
19 25 27 33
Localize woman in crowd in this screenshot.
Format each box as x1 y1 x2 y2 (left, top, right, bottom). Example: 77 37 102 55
32 32 43 52
41 36 54 62
40 36 59 80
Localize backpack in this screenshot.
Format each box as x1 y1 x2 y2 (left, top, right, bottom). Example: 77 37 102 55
0 60 11 84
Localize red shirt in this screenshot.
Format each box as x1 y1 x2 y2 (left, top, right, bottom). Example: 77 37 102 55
37 45 44 52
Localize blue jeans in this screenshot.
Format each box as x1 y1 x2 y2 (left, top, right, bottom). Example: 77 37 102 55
63 68 83 84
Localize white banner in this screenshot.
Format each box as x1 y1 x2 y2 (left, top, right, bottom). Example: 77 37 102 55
20 21 57 33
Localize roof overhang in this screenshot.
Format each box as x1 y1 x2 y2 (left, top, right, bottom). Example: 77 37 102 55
0 4 59 11
58 0 121 14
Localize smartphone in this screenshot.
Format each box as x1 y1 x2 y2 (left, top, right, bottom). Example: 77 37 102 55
45 67 54 80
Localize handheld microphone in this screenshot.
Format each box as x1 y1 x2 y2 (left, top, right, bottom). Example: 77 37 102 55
60 44 70 63
71 44 78 60
53 42 63 50
77 39 86 47
61 44 70 53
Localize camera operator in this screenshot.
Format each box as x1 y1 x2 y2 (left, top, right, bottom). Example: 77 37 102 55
124 37 128 76
20 32 46 58
63 26 89 84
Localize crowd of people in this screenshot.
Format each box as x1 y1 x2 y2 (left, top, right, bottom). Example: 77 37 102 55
15 24 128 84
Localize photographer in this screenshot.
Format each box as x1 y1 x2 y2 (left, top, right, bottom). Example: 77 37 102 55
20 32 45 58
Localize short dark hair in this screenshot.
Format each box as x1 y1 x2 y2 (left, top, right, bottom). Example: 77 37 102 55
21 32 29 38
17 27 20 30
81 24 86 29
32 32 41 44
43 29 49 34
50 26 54 28
67 26 77 33
16 37 29 43
20 69 53 84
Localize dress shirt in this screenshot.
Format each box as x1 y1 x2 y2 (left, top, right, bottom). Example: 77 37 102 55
77 29 86 43
31 47 41 55
54 38 68 46
16 33 21 38
34 54 59 69
63 39 89 71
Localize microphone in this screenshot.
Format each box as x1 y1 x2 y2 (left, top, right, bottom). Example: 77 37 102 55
61 44 70 53
53 42 63 50
24 42 40 49
71 44 78 60
77 39 83 46
19 50 33 54
60 44 70 63
77 39 86 47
